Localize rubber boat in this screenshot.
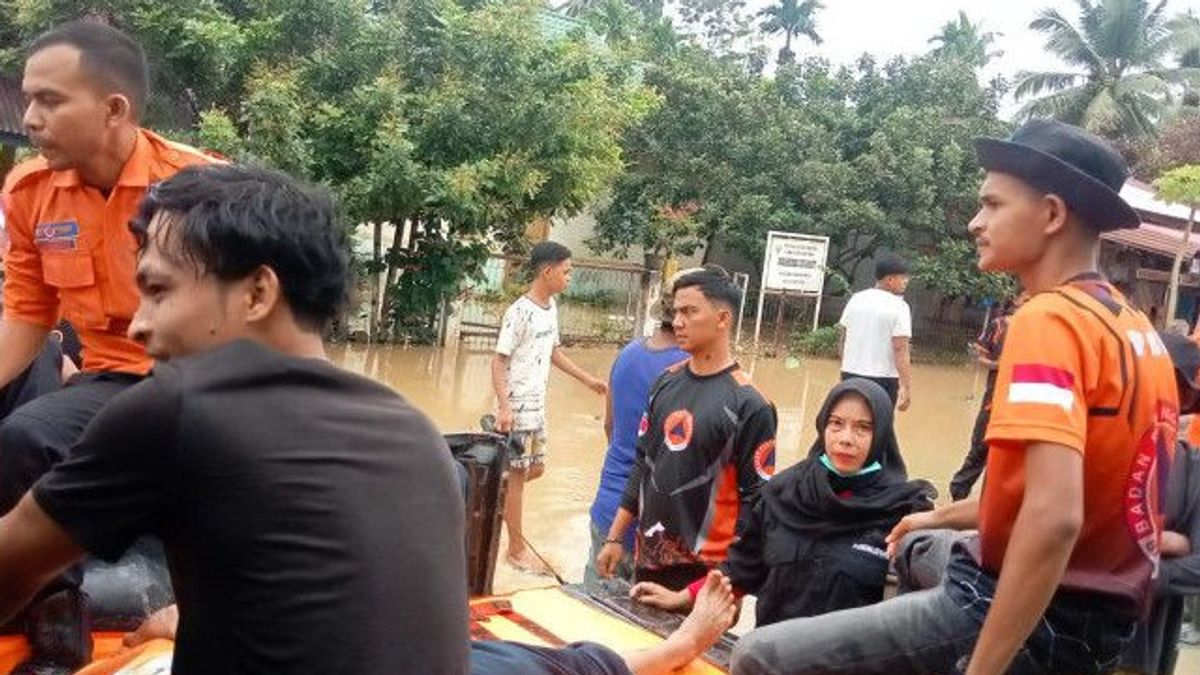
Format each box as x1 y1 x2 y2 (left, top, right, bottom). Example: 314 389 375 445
0 433 732 674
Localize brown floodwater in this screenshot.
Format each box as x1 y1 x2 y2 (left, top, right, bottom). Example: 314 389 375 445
329 343 988 591
327 342 1200 670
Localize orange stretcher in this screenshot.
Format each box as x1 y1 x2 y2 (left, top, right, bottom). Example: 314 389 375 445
0 586 729 674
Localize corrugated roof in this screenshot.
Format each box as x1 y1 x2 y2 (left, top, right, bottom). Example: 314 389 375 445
1102 222 1200 260
0 78 25 145
1121 179 1195 222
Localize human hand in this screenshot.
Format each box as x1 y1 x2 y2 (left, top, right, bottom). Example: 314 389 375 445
631 581 692 611
1162 531 1191 558
590 378 609 396
596 541 624 578
897 386 911 412
496 405 514 433
885 511 934 559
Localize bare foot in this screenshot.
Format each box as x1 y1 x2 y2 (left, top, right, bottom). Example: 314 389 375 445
622 571 737 675
125 604 179 647
670 570 736 657
506 549 552 576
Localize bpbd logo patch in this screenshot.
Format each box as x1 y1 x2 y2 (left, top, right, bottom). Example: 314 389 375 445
35 220 79 251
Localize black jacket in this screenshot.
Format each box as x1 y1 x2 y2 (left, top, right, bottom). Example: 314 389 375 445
720 378 935 626
723 494 895 625
1118 441 1200 674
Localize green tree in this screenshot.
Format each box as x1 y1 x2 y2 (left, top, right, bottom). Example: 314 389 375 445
1015 0 1200 142
928 11 1002 68
2 0 651 340
757 0 822 65
1157 164 1200 325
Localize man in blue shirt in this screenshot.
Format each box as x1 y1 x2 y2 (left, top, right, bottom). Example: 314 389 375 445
585 272 691 584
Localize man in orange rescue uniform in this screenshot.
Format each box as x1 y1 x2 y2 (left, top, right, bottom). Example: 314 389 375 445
731 120 1180 675
0 21 212 673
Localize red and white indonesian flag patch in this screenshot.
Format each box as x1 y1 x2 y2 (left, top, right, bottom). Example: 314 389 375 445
1008 364 1076 412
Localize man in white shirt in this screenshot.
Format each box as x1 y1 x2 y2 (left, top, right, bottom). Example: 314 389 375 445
491 241 607 573
837 253 913 411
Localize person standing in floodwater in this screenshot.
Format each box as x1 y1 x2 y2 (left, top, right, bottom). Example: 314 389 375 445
948 291 1026 501
596 266 777 590
837 254 913 411
585 270 691 585
491 241 607 574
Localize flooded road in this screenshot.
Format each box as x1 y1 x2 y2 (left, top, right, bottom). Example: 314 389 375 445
330 343 987 590
329 341 1200 672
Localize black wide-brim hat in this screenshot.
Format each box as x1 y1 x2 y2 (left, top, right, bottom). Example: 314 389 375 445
974 119 1140 232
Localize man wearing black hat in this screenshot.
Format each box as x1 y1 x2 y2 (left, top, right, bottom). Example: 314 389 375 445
731 120 1179 675
837 253 913 411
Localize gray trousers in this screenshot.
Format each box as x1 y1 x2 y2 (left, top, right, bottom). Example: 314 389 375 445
731 531 1132 675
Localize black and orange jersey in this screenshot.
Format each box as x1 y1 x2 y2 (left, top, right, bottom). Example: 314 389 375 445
620 360 777 588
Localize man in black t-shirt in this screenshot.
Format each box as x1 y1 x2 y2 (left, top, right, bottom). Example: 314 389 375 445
0 165 470 674
596 267 777 589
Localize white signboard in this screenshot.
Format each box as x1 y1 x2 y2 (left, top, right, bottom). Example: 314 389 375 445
755 231 830 347
762 232 829 294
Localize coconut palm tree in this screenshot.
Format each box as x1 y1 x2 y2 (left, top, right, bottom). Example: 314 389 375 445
1015 0 1200 142
928 11 1002 68
758 0 823 66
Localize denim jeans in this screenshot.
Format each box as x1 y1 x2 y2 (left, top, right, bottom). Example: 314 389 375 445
731 540 1135 675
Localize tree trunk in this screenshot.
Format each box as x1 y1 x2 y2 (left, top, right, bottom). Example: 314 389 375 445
380 216 413 338
369 221 383 340
1165 206 1197 329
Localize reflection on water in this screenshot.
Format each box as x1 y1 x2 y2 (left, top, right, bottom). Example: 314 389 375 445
329 343 987 589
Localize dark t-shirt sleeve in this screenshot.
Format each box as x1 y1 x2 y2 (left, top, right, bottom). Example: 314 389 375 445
620 372 670 516
33 368 180 563
733 400 776 533
720 493 769 594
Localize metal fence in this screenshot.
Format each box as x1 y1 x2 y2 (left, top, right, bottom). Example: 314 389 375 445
456 256 650 349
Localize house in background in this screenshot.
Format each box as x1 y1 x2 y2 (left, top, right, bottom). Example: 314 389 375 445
1101 179 1200 327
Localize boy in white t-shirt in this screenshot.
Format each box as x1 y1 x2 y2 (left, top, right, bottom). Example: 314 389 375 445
837 253 913 411
491 241 607 572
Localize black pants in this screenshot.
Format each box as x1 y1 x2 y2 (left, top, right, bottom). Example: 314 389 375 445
949 369 998 501
840 371 899 404
0 371 143 593
0 340 64 423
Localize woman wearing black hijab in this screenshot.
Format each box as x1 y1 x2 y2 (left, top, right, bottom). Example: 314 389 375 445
630 378 935 626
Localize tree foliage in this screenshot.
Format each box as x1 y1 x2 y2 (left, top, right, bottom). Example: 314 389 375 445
1 0 653 338
1015 0 1200 143
928 11 1002 69
590 39 1012 302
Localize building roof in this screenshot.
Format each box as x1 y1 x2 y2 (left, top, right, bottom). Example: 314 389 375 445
1101 222 1200 260
0 77 26 146
1121 179 1195 224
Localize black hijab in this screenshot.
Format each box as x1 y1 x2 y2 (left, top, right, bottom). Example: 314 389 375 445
763 378 936 537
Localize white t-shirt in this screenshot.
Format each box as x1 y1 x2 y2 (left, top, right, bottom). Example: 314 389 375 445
838 287 912 378
496 295 561 431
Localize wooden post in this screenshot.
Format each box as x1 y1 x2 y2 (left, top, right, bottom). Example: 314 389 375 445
772 289 789 357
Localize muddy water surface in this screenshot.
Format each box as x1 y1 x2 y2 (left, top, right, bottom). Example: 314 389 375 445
329 342 1200 671
330 343 988 590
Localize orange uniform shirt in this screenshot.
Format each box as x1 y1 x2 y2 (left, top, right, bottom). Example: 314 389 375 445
982 277 1178 613
1 130 214 374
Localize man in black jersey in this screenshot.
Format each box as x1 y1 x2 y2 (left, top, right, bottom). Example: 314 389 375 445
597 266 777 589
